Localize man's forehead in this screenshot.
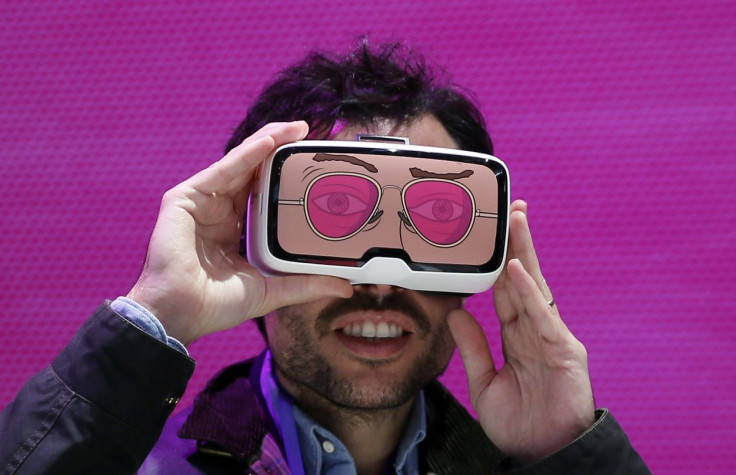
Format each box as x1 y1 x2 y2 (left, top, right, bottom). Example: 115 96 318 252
330 115 459 150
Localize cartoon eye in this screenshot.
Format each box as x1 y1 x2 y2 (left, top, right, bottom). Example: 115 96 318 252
408 198 466 222
304 174 380 240
311 192 371 216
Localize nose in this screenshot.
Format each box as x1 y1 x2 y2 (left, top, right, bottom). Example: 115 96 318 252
368 187 405 249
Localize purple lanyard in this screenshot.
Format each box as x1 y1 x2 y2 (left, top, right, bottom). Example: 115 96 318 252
260 351 306 475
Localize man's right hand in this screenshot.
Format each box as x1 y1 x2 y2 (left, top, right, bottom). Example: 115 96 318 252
126 121 353 345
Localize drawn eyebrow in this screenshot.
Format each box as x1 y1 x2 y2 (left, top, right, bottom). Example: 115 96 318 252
409 167 474 179
312 153 378 173
301 165 324 182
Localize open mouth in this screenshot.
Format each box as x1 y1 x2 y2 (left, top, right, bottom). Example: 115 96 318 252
332 315 414 359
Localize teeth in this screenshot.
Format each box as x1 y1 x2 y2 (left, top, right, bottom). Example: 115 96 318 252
341 321 406 339
362 321 376 337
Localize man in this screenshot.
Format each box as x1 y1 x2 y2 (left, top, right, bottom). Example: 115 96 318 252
0 42 649 474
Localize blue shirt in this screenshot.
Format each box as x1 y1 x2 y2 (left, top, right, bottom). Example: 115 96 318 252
112 297 427 475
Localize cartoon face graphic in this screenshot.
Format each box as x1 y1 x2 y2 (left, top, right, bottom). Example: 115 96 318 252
274 152 500 266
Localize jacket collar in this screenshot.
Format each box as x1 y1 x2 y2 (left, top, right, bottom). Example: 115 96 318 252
178 351 277 461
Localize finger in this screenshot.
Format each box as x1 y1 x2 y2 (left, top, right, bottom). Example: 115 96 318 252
189 121 309 196
507 258 562 338
447 308 497 406
185 135 274 197
493 272 524 325
258 274 354 315
493 201 526 320
254 120 309 147
505 199 528 262
510 199 527 216
230 121 310 218
240 121 307 147
508 207 547 293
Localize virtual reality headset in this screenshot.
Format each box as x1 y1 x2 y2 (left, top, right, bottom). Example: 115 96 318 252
247 138 510 293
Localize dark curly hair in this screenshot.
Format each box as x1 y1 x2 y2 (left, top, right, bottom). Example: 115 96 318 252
226 40 493 155
236 40 494 340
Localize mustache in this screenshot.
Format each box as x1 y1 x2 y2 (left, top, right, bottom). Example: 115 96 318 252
316 290 431 335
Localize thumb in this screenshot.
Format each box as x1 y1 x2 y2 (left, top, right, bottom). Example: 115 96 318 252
259 274 354 315
447 308 498 408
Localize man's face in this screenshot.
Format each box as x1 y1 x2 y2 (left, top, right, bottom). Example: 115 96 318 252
265 115 464 410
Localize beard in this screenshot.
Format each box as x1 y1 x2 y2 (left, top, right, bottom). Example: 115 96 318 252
269 290 456 411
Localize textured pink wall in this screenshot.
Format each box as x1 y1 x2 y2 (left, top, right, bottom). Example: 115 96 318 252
1 2 734 472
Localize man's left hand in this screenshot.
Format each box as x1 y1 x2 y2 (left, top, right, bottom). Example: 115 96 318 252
448 199 595 463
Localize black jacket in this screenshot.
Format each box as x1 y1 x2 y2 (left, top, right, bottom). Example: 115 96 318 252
1 303 650 474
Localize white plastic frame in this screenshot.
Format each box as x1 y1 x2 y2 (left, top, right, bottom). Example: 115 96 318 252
247 140 510 293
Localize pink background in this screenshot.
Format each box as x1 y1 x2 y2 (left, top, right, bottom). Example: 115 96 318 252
2 1 734 472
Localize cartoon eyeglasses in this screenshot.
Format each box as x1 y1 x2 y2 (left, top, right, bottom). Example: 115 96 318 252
278 172 498 248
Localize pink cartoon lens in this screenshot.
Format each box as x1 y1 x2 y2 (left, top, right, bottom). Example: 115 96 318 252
306 174 379 239
404 180 474 245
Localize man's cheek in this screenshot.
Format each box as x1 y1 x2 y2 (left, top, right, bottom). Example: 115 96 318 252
399 219 496 266
278 207 401 259
278 207 319 253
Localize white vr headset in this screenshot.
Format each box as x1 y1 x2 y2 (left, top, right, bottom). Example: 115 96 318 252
247 138 510 293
